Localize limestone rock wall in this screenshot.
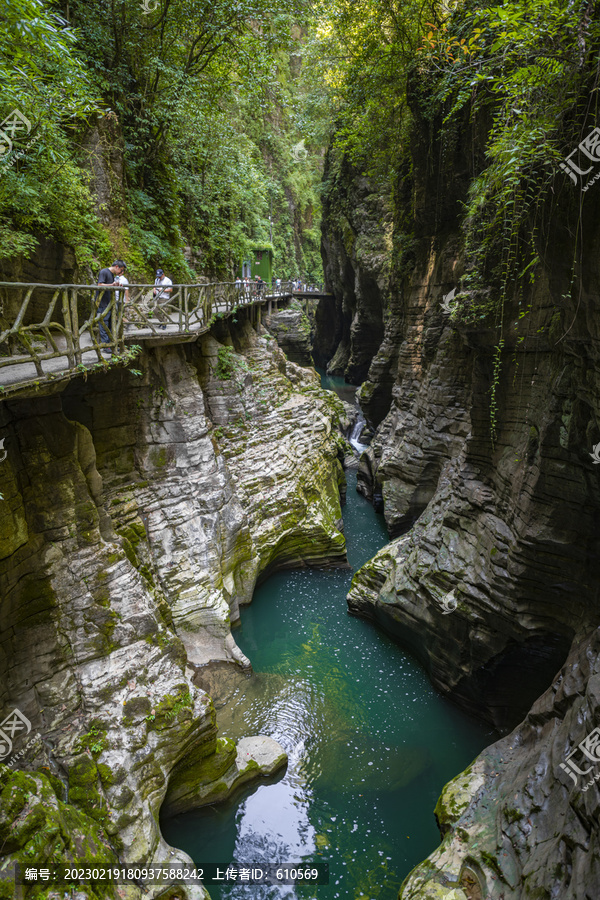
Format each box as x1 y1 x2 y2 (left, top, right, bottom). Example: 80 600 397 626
347 133 600 737
0 308 346 893
399 625 600 900
320 74 600 900
263 300 314 366
315 153 391 389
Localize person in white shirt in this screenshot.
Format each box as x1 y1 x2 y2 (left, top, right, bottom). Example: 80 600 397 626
153 268 173 329
114 271 130 332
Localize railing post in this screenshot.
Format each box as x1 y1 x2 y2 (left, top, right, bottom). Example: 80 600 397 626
205 285 212 323
71 288 82 364
61 289 76 368
116 289 125 352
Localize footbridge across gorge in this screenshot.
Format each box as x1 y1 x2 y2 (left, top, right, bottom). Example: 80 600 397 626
0 279 330 398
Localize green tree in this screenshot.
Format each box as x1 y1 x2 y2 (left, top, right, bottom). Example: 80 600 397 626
0 0 104 265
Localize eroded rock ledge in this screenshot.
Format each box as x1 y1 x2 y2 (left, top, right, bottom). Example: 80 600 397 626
314 46 600 897
0 307 347 896
399 626 600 900
163 734 287 818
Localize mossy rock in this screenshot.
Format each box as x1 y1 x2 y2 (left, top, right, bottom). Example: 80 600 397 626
149 447 168 468
0 765 119 894
149 688 195 731
122 695 152 726
170 736 236 795
434 766 484 832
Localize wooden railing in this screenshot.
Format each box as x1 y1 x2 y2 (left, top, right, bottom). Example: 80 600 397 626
0 279 295 394
292 282 325 293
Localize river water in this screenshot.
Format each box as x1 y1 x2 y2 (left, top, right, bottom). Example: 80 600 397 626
162 375 493 899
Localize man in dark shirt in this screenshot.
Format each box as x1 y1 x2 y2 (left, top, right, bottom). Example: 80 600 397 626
96 260 126 354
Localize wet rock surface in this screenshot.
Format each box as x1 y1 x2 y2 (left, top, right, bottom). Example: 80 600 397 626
317 71 600 900
0 306 347 889
400 627 600 900
162 733 287 817
316 154 391 388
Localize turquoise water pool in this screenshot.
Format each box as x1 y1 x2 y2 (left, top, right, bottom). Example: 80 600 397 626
162 463 492 899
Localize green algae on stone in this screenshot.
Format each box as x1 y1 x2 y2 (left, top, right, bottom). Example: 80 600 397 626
148 689 195 731
68 752 112 826
149 447 168 468
434 766 484 834
162 734 287 817
12 576 58 629
0 765 119 898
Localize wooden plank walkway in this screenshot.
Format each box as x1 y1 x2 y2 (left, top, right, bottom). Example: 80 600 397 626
0 283 301 398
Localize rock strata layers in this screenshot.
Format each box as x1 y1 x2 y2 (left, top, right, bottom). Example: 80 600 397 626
263 300 314 366
399 626 600 900
318 72 600 900
315 153 391 390
0 305 346 896
163 734 287 817
345 140 600 737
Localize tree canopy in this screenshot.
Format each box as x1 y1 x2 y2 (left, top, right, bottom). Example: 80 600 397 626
1 0 599 285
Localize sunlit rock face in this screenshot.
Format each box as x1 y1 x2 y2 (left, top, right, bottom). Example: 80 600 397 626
0 306 346 886
319 68 600 900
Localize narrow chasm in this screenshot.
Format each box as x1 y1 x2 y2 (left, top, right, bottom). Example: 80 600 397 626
3 3 600 898
160 374 492 900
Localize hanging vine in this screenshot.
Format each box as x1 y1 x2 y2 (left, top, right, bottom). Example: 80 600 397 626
414 0 600 439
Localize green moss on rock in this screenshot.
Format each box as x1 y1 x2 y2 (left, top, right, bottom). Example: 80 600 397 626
0 765 119 897
434 766 484 833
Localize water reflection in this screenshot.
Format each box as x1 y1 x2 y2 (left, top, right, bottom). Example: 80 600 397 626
162 474 494 900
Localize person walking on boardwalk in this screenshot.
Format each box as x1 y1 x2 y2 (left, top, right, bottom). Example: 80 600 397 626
96 260 126 354
153 268 173 330
114 268 130 330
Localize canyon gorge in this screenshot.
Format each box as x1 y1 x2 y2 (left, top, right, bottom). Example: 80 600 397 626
2 1 600 898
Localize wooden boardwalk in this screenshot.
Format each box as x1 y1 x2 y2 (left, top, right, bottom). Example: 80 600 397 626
0 281 320 398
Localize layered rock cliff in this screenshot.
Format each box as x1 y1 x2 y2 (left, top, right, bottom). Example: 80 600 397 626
263 300 314 367
316 155 392 396
317 70 600 900
0 305 347 897
400 624 600 900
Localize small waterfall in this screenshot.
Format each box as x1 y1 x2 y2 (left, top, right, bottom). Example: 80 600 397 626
349 413 369 455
